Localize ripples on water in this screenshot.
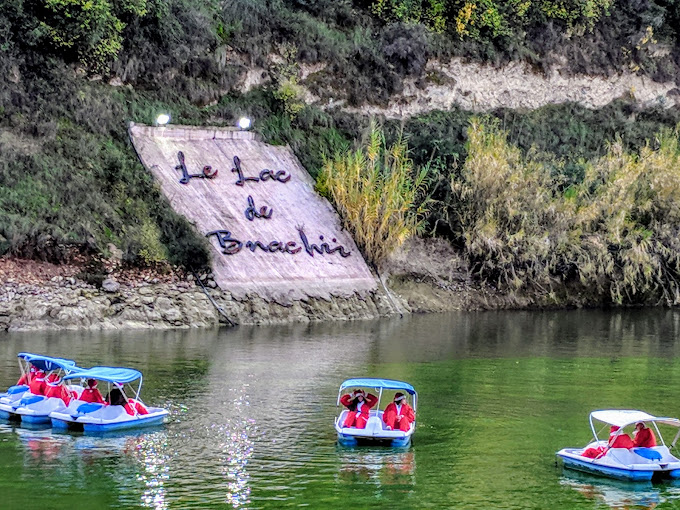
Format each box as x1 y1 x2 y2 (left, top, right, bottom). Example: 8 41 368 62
4 310 680 508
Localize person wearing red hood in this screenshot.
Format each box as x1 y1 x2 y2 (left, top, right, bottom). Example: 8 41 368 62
44 375 75 405
17 365 36 386
582 425 634 458
608 425 634 449
382 392 415 432
28 370 47 395
80 379 106 405
340 389 378 429
633 422 657 448
108 383 149 416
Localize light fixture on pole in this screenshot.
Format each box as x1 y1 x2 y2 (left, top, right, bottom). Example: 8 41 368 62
156 113 171 126
238 117 251 130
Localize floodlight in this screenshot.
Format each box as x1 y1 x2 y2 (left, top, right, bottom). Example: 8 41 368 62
156 113 170 126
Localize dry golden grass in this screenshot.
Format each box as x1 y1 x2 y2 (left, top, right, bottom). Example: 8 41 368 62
456 119 680 305
317 122 429 267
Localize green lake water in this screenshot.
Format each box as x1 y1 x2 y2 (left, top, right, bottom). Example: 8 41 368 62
3 309 680 509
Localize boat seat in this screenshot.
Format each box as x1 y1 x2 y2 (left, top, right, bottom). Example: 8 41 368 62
74 402 104 416
634 448 663 461
17 395 45 407
95 405 128 420
7 385 28 395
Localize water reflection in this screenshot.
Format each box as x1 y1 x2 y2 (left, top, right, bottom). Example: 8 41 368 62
336 447 416 490
6 422 171 509
561 471 667 509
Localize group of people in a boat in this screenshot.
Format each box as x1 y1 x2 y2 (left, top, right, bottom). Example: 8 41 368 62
17 364 148 416
582 422 657 458
340 389 415 431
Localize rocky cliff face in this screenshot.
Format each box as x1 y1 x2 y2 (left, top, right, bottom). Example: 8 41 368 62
243 57 678 118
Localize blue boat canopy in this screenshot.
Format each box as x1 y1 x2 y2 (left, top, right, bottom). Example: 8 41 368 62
339 378 416 395
63 366 142 384
18 352 78 372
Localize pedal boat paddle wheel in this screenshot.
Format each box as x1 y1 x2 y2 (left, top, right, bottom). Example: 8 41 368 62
335 378 417 447
556 410 680 481
0 353 82 424
50 367 169 433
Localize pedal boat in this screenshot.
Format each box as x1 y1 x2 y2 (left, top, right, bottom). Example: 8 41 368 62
335 378 417 447
0 353 81 423
50 366 169 433
556 410 680 481
0 352 46 419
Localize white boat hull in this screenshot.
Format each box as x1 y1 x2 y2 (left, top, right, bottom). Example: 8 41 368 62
335 410 414 447
557 444 680 481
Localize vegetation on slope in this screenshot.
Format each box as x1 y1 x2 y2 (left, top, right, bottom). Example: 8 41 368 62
456 119 680 305
2 0 680 307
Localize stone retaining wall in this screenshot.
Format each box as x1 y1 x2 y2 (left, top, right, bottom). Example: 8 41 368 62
0 278 395 332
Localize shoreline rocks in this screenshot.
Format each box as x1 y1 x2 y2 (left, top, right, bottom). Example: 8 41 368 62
0 277 399 332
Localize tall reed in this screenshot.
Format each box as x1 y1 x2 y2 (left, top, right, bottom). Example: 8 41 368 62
317 122 429 267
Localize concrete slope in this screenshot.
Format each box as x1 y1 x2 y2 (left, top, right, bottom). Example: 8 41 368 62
129 123 376 302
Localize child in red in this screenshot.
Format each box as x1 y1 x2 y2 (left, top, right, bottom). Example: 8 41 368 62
44 376 75 405
340 389 378 428
383 392 415 431
28 370 46 395
17 365 36 386
582 425 634 458
633 422 657 447
124 399 149 416
80 379 106 405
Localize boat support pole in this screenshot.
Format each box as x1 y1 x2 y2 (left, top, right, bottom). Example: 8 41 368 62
192 271 236 326
671 428 680 450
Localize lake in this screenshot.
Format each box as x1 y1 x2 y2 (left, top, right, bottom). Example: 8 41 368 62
3 309 680 509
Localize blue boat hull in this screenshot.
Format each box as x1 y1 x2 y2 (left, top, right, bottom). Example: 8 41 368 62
52 414 166 433
338 433 411 448
0 409 20 421
20 414 51 424
561 455 654 481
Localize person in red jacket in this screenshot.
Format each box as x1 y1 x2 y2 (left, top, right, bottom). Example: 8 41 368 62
28 370 46 395
44 376 75 405
582 425 634 458
340 389 378 429
609 425 634 449
382 392 415 432
80 379 106 405
633 422 657 448
16 365 36 386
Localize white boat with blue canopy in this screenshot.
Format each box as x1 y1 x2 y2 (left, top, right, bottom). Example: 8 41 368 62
0 353 81 423
50 366 169 433
557 410 680 481
335 378 417 447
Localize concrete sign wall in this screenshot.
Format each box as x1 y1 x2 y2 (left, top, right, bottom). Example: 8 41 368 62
129 123 376 301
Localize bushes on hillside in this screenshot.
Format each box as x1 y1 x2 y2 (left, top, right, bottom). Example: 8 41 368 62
455 119 680 305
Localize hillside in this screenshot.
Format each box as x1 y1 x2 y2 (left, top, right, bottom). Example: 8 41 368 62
2 0 680 309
